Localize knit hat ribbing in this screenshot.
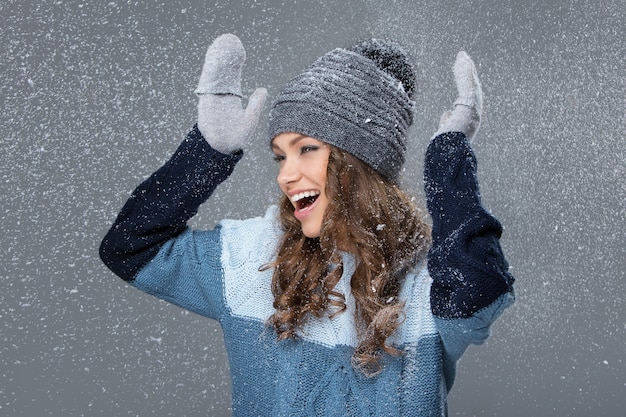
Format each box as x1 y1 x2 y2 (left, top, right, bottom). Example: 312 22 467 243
268 40 416 181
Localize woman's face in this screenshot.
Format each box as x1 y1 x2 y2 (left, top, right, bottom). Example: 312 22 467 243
271 133 331 238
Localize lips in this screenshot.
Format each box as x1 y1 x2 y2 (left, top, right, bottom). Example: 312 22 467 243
290 190 320 219
290 190 320 210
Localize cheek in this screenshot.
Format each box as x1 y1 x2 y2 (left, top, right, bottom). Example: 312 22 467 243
319 154 331 189
276 166 288 192
279 182 290 199
319 168 328 188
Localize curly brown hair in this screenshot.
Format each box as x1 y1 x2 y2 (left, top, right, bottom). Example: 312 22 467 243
262 146 431 375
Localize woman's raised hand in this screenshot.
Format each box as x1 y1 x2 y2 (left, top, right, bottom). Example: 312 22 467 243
434 51 483 142
196 34 267 154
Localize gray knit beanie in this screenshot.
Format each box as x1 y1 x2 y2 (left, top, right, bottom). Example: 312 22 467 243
268 39 416 181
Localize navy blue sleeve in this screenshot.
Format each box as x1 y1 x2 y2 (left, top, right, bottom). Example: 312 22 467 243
99 125 243 281
424 132 514 319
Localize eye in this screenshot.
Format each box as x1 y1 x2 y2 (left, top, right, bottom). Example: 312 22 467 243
301 145 319 154
272 153 285 163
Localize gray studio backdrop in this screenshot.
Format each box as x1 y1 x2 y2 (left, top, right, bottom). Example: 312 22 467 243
2 0 624 415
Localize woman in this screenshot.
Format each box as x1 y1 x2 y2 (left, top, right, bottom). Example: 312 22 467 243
100 34 514 416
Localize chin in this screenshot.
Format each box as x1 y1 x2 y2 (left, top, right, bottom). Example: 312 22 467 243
301 225 322 239
302 230 321 239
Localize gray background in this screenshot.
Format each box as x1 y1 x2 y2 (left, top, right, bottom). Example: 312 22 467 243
1 0 624 415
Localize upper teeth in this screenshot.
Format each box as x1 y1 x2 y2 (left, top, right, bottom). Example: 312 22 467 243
291 191 320 202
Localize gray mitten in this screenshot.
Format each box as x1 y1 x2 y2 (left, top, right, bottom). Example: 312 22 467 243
196 34 267 154
434 51 483 142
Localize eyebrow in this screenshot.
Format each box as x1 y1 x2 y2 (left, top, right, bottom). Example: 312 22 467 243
270 134 308 150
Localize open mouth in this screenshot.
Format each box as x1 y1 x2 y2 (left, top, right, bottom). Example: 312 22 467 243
291 191 320 211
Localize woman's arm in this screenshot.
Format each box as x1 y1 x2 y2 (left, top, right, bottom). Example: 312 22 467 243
425 132 514 317
425 52 514 361
99 34 266 282
99 125 242 281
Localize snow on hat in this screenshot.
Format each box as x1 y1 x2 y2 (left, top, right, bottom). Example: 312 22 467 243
268 39 416 181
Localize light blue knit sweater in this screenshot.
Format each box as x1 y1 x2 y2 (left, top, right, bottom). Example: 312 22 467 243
100 126 515 416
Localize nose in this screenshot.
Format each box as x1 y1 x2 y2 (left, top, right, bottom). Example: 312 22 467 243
277 157 300 186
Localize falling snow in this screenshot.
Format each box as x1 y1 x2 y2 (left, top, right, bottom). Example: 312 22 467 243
1 0 624 416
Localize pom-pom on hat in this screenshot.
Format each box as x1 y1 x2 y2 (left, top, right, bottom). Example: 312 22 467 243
268 39 416 182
